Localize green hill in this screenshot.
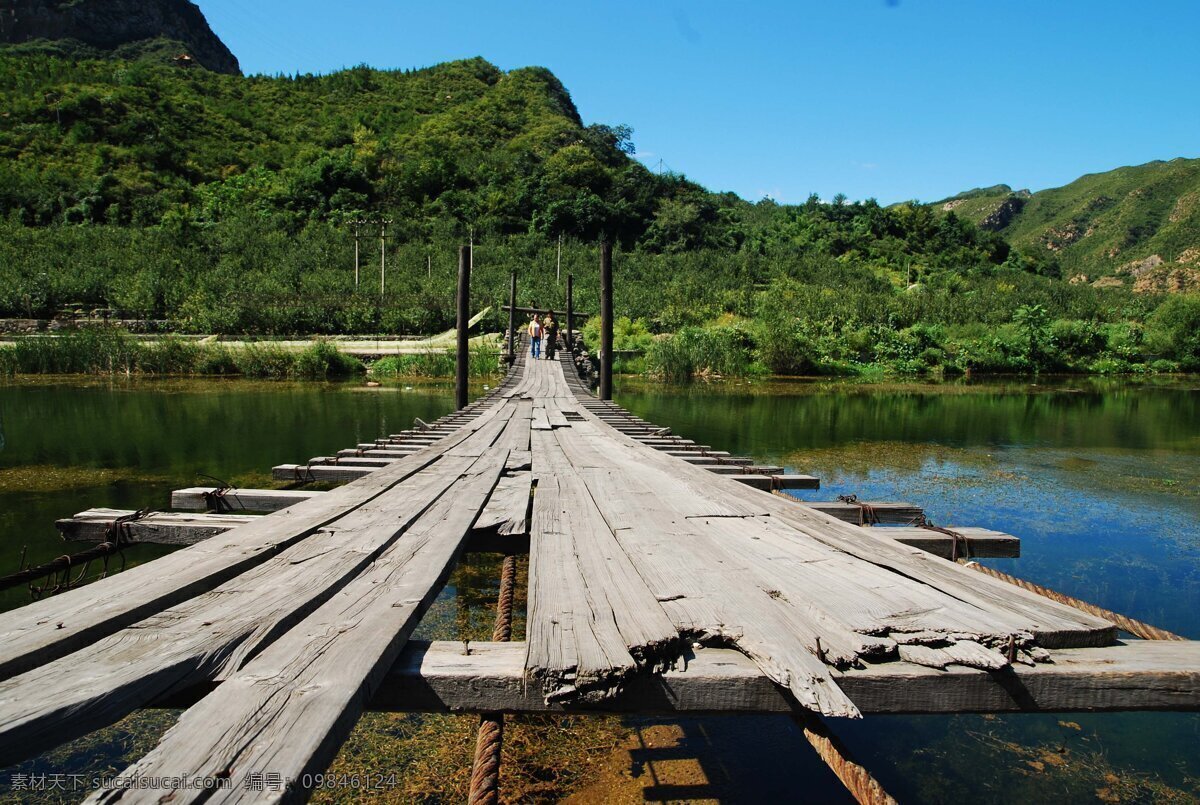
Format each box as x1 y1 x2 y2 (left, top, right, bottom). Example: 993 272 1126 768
0 0 241 75
934 159 1200 293
0 42 1197 374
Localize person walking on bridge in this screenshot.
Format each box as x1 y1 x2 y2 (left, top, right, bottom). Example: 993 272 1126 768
527 314 542 360
543 312 559 360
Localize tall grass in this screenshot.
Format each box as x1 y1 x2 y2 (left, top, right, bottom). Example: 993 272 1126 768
0 329 364 378
645 325 758 381
370 347 500 378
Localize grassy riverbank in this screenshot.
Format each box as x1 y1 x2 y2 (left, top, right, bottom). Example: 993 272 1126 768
585 291 1200 381
0 328 502 379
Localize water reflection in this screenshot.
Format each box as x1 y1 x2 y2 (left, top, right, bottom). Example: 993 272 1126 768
616 375 1200 802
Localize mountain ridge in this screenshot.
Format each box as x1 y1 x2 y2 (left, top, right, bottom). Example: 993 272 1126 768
0 0 240 74
932 157 1200 293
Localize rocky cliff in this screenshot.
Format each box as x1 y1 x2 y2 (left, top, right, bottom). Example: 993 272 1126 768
0 0 240 74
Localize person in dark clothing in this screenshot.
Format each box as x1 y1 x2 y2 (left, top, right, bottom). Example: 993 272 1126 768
543 312 559 360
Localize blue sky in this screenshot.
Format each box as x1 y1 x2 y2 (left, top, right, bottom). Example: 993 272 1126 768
198 0 1200 205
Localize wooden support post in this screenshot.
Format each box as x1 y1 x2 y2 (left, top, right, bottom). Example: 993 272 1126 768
599 240 613 400
565 274 574 352
506 272 517 364
456 244 471 410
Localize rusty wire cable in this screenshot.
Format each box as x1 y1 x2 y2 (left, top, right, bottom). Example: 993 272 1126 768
959 560 1184 641
792 709 898 805
1 509 148 594
468 554 519 805
837 494 880 526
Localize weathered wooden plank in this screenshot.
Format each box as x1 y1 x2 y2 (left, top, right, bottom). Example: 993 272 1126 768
707 465 783 476
773 474 820 490
56 509 257 546
473 472 533 536
726 474 772 489
310 456 396 468
60 504 541 553
547 407 570 429
0 401 510 684
272 464 375 482
550 422 861 717
702 471 817 489
566 395 1115 657
525 428 680 703
339 448 419 459
171 487 323 512
92 450 510 803
799 500 925 525
0 444 507 766
506 450 532 471
627 435 1118 649
373 640 1200 715
861 526 1020 559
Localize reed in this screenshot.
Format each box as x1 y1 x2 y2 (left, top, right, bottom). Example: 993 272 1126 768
0 329 365 379
370 347 499 378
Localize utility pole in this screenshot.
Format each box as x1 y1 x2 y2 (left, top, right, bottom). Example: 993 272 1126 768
469 226 474 273
351 219 364 288
557 234 562 284
379 219 392 298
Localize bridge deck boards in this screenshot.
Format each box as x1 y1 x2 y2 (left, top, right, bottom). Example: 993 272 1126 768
0 345 1188 795
377 639 1200 715
97 450 510 799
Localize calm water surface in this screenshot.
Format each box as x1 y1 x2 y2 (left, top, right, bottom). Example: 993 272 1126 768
616 375 1200 803
0 374 1197 803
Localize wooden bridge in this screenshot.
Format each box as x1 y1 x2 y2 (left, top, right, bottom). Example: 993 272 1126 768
1 251 1198 803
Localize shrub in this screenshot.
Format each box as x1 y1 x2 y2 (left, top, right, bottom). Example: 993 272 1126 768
193 344 238 375
1146 294 1200 369
138 337 202 374
370 346 498 378
753 322 818 375
233 343 296 379
1050 319 1105 359
646 325 756 380
294 341 364 379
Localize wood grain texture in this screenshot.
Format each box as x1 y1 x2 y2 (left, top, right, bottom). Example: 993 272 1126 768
374 640 1200 715
0 342 1168 790
171 487 323 512
91 450 509 804
57 508 258 545
0 421 485 682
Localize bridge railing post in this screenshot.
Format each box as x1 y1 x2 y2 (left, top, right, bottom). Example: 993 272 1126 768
565 274 574 353
456 244 471 410
506 272 517 365
599 241 613 400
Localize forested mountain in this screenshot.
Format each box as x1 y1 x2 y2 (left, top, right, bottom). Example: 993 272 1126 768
0 50 1043 325
0 0 240 74
934 158 1200 293
0 26 1195 373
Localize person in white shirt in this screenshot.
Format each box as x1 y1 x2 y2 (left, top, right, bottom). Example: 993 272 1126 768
527 314 542 359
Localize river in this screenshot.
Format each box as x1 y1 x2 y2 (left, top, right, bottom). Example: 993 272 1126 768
0 374 1197 803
